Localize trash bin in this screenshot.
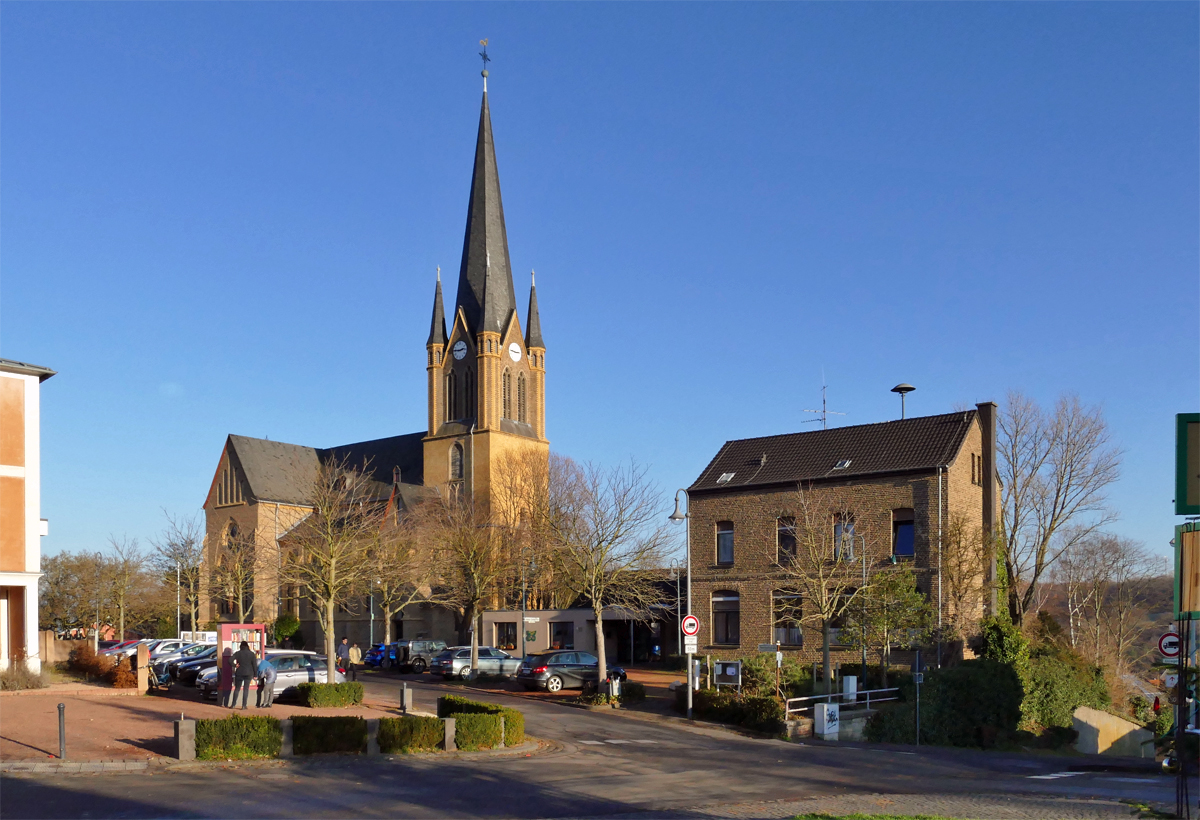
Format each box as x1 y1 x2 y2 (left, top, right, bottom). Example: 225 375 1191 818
606 676 622 699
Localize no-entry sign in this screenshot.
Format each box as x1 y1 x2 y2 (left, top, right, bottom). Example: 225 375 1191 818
681 614 700 637
1160 631 1181 658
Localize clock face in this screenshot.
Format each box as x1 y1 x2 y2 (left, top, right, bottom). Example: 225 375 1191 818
508 342 522 362
452 341 468 360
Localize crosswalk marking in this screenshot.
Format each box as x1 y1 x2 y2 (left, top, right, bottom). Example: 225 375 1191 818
579 741 604 745
1028 771 1086 780
605 739 632 744
631 739 658 744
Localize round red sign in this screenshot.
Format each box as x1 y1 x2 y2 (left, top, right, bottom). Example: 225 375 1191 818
1160 632 1181 658
681 614 700 637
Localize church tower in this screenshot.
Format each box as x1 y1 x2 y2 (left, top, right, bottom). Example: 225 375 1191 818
424 74 549 517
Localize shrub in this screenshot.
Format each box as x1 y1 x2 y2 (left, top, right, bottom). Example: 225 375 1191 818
0 665 50 690
109 657 138 688
741 695 784 733
196 715 282 760
292 715 366 755
437 695 523 746
454 712 503 750
272 613 301 644
675 687 783 733
620 681 646 702
378 716 444 753
866 659 1023 748
296 682 364 708
980 617 1031 685
67 644 114 679
1023 646 1109 729
1156 709 1174 738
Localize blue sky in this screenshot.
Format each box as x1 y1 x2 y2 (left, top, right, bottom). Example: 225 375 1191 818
2 3 1196 560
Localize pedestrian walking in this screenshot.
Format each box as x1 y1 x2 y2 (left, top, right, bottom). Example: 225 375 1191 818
348 642 362 682
231 641 258 710
336 637 350 675
257 656 277 708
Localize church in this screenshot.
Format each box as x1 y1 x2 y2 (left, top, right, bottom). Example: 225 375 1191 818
201 71 548 643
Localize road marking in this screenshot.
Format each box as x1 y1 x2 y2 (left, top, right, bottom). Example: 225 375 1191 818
605 739 632 744
579 741 604 745
630 739 658 744
1097 776 1158 783
1028 772 1086 780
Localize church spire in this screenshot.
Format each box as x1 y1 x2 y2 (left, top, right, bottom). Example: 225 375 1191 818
525 270 544 350
454 84 518 337
427 267 447 346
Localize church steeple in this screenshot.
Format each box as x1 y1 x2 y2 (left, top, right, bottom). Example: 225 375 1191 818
427 268 447 347
525 271 544 350
454 89 518 338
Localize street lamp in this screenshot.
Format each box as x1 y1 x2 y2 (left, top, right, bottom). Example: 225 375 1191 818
519 546 536 660
891 383 916 419
668 489 692 720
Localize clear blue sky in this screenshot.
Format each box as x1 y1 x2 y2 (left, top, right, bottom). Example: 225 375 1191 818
2 3 1196 560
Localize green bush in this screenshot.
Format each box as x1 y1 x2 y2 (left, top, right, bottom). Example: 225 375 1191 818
296 681 364 707
453 712 503 750
741 695 784 732
739 653 814 697
866 659 1023 748
436 695 524 746
1157 709 1174 738
620 681 646 702
675 687 783 733
378 716 444 753
292 715 366 755
1023 646 1109 728
196 715 282 760
980 617 1031 685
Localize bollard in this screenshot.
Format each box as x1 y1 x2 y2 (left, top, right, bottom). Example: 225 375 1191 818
173 719 195 761
58 703 66 760
366 719 380 756
401 686 414 714
280 719 294 758
442 717 456 752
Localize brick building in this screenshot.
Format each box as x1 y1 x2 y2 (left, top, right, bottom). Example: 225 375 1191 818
201 75 548 646
685 404 999 667
0 358 55 672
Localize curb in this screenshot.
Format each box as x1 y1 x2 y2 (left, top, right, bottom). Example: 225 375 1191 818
0 687 144 698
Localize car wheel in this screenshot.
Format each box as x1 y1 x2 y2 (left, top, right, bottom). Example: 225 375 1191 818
545 675 563 693
460 667 473 680
411 658 426 674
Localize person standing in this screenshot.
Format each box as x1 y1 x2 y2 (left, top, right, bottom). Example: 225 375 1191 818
257 656 277 708
336 637 350 675
231 641 258 710
348 642 362 682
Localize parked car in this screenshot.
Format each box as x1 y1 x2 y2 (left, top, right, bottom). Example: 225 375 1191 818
364 644 393 668
516 651 627 693
430 646 522 680
175 649 219 685
152 644 216 686
390 639 447 673
197 651 343 701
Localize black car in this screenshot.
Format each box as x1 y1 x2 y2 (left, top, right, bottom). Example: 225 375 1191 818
176 653 218 686
516 651 627 692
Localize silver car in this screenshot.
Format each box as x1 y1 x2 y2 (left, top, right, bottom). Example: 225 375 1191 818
430 646 523 680
198 651 344 700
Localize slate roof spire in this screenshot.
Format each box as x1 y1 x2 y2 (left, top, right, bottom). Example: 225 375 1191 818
454 87 518 337
427 267 447 346
525 270 544 349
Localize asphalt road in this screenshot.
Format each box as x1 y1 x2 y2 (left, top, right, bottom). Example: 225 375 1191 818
0 673 1179 819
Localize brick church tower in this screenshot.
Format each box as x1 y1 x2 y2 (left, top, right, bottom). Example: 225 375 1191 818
423 76 548 517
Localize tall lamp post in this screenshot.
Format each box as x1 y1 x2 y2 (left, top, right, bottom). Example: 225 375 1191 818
668 489 692 720
857 534 867 686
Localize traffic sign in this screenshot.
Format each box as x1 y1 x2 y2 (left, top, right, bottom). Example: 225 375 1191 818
681 615 700 637
683 636 698 654
1160 631 1181 658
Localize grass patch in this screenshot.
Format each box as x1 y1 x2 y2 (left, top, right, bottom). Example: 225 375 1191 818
0 665 51 690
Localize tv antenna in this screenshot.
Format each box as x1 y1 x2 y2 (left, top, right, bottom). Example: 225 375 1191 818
801 379 846 430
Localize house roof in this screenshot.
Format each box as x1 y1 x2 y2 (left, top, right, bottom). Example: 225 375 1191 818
689 410 977 493
0 358 56 382
227 431 426 506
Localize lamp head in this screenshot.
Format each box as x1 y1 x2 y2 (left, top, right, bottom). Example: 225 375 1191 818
891 383 916 396
668 491 687 522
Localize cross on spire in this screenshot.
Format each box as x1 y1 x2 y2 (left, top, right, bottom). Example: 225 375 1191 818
479 39 491 90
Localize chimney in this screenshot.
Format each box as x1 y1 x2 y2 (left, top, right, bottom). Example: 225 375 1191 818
976 402 998 617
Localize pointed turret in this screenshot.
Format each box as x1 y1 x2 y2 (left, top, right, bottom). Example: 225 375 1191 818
454 89 518 337
427 269 448 346
525 270 544 350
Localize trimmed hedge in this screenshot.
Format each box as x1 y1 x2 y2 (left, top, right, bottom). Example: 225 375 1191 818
292 715 366 755
674 687 784 733
378 716 444 753
196 715 282 760
454 712 504 751
620 682 646 702
296 682 364 708
437 695 524 747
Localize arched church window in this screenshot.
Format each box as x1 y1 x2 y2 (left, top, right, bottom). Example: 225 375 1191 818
502 370 512 419
517 373 527 423
446 371 458 421
466 368 475 418
450 443 464 480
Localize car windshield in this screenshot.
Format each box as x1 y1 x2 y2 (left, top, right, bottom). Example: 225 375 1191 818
433 650 454 660
181 645 208 656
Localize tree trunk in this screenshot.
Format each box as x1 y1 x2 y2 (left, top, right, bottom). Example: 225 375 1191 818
593 605 607 685
325 600 337 683
383 608 394 646
119 601 125 641
469 609 480 680
822 619 832 695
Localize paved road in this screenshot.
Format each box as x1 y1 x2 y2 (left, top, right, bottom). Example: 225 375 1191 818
0 673 1179 819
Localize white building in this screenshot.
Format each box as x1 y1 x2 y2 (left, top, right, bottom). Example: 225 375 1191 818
0 358 54 672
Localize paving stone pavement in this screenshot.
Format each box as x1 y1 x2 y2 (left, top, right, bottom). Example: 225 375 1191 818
560 793 1150 819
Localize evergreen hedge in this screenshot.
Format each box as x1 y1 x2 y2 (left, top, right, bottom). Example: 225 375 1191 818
1024 646 1109 728
436 695 524 747
296 682 364 707
292 715 367 755
195 715 282 760
674 687 784 733
378 716 444 753
453 713 504 751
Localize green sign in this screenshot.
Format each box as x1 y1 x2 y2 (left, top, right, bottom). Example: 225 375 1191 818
1178 413 1200 516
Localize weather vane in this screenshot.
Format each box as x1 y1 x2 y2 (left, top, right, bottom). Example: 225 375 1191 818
479 39 490 73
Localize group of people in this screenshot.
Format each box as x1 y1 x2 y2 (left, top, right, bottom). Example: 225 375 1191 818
225 636 365 710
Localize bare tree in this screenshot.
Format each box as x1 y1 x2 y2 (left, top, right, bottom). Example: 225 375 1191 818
366 510 445 647
1047 529 1107 649
210 525 258 624
281 457 379 683
998 392 1121 625
538 459 672 684
39 551 115 638
774 488 880 694
940 513 989 642
150 512 205 632
108 537 145 640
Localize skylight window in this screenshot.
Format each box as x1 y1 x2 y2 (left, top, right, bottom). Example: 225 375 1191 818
717 472 736 484
833 459 852 470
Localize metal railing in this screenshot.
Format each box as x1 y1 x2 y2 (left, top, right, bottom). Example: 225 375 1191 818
784 687 900 719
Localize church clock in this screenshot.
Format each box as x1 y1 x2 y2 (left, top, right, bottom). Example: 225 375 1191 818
452 340 468 360
508 342 522 362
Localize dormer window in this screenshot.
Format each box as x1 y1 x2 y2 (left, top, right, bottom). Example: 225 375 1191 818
833 459 852 470
717 472 735 484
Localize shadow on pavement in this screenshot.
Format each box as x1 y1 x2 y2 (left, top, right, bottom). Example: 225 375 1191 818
1 777 206 819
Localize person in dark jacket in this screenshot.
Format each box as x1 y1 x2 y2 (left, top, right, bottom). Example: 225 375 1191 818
232 641 258 710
